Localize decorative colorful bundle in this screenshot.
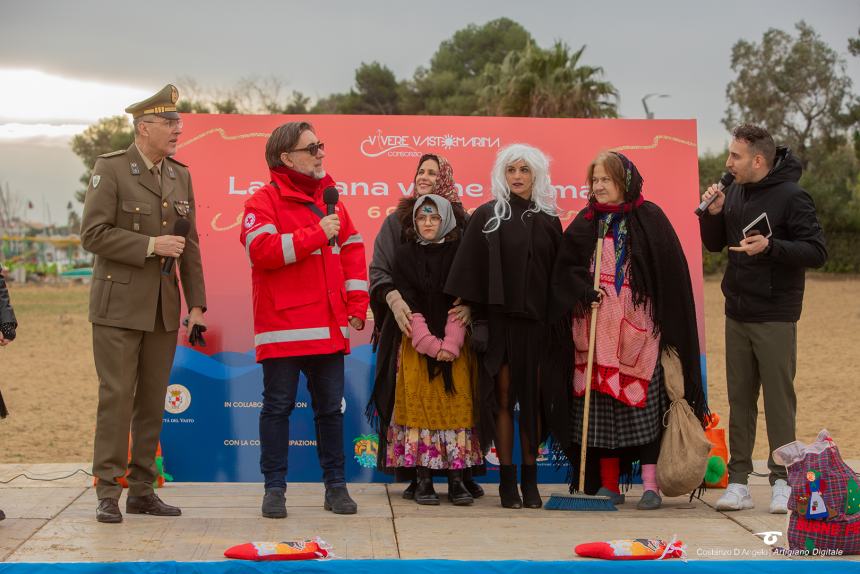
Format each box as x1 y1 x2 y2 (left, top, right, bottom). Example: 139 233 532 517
224 538 331 561
774 430 860 555
575 537 686 560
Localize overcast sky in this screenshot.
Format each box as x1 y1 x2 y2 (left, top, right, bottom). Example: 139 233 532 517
1 0 858 223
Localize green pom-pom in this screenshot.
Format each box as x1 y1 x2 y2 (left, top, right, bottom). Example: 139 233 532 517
704 455 726 484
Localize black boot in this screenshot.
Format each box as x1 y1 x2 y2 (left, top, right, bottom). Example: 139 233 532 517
261 487 287 519
402 479 418 500
463 467 484 498
447 469 474 505
520 464 543 509
499 464 522 509
415 467 439 505
324 485 358 514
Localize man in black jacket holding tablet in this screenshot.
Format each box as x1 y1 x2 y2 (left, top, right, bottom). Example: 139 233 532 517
699 124 827 514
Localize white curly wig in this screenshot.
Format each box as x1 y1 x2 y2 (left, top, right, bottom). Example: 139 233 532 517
483 143 558 233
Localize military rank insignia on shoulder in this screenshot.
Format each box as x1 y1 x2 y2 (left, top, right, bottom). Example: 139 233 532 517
98 149 126 159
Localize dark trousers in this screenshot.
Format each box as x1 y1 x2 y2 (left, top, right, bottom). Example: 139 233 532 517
259 353 346 490
725 318 797 485
92 320 177 500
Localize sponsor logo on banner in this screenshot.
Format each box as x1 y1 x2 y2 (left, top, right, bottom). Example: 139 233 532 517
165 384 191 414
360 129 501 158
537 442 550 463
353 433 379 469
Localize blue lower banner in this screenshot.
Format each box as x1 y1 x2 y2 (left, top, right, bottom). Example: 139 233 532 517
160 345 567 483
1 561 857 574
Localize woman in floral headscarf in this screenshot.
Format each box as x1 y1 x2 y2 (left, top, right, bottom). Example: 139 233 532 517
551 151 708 510
368 154 483 501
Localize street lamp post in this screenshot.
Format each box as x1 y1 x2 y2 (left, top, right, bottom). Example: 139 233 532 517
642 93 670 119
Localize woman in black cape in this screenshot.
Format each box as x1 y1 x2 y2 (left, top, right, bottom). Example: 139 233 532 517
445 143 568 509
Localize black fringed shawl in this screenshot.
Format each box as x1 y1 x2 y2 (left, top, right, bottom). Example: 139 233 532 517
551 201 709 424
445 196 571 454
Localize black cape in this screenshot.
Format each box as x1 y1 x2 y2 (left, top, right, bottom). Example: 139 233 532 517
445 196 570 455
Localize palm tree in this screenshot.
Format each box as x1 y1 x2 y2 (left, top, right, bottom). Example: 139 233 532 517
480 41 619 118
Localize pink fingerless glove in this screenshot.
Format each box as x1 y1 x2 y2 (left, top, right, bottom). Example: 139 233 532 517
440 314 466 358
410 313 443 357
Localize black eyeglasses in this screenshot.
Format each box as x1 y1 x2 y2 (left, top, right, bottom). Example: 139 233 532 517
289 141 325 157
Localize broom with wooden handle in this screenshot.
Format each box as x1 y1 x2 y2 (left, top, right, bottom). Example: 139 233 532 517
546 219 616 511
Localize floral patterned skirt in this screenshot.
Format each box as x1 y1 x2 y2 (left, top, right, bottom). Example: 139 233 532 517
385 424 483 470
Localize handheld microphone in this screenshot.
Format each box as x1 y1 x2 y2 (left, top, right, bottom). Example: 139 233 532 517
161 218 191 276
695 172 735 217
323 186 339 246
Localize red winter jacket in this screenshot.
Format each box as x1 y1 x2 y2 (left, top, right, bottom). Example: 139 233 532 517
240 168 369 362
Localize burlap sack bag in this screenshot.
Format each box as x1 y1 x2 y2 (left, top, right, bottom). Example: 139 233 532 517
655 348 711 497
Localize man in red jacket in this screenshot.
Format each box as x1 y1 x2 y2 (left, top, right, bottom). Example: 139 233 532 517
240 122 369 518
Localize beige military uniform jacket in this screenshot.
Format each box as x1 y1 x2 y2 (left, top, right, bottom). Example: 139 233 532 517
81 143 206 332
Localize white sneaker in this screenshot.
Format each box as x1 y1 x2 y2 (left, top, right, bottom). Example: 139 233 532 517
715 483 754 511
770 479 791 514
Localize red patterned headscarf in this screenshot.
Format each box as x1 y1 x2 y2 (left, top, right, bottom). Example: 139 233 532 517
413 154 460 204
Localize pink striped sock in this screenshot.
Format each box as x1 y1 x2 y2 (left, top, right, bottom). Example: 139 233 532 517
642 464 659 493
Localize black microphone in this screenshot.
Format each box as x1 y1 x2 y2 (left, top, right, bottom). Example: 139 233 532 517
695 172 735 217
323 186 339 247
161 218 191 276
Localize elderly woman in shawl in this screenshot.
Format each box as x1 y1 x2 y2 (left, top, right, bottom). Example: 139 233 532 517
551 151 708 510
368 154 482 501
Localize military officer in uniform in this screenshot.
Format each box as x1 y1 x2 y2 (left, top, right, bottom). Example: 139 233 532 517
81 84 207 523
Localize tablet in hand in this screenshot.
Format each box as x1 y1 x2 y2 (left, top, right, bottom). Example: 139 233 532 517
743 212 772 239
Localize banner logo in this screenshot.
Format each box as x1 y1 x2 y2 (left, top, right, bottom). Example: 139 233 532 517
165 384 192 414
360 129 501 158
537 442 550 462
353 433 379 469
